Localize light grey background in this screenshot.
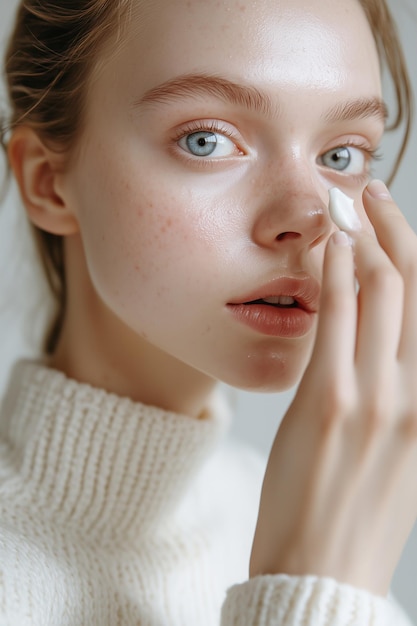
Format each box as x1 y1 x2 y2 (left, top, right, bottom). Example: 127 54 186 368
0 0 416 620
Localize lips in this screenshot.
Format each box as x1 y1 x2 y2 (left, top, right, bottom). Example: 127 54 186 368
227 276 320 338
230 276 320 313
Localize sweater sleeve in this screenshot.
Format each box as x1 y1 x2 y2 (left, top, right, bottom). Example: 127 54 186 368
221 575 415 626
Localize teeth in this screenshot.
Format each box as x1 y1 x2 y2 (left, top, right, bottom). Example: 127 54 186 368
262 296 295 306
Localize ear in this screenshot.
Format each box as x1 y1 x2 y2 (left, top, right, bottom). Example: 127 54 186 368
8 126 79 236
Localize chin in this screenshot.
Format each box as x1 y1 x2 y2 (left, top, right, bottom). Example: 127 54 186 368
232 371 303 394
219 350 309 393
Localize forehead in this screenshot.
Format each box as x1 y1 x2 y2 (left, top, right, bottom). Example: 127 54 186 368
96 0 381 107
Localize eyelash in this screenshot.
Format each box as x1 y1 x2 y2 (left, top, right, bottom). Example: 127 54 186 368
171 120 244 164
173 120 237 141
336 141 382 165
342 141 382 161
171 121 383 180
321 141 383 184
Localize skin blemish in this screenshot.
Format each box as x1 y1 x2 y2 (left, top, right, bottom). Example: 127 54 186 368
160 218 173 234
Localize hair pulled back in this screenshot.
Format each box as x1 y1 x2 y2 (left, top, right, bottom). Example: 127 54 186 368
358 0 413 177
1 0 414 355
1 0 133 353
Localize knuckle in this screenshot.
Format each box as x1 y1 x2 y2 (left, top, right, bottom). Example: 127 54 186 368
399 410 417 441
361 382 395 433
319 383 355 430
401 254 417 285
365 265 402 295
364 401 390 433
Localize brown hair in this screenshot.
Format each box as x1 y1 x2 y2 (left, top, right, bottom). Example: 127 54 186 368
1 0 134 354
358 0 414 182
0 0 414 355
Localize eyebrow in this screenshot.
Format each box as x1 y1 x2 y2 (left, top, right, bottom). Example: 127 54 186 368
135 73 388 125
136 73 277 118
324 97 388 124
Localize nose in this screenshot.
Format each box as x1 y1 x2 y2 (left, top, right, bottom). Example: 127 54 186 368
251 164 334 251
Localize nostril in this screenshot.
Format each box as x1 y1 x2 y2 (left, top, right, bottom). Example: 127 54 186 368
276 231 302 241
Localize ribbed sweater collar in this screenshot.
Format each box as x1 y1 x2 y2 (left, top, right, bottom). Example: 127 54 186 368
0 359 230 543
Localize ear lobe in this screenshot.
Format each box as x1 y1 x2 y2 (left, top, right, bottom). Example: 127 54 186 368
7 126 79 236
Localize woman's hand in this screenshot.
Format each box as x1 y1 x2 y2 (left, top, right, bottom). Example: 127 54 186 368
250 180 417 597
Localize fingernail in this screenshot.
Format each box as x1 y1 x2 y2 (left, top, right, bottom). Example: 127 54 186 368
366 179 392 200
332 230 351 247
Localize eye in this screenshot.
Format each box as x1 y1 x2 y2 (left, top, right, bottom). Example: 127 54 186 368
320 145 366 175
178 130 238 158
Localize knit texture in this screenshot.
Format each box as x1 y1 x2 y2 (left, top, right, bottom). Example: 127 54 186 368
0 359 414 626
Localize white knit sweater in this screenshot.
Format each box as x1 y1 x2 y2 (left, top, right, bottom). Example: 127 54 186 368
0 359 413 626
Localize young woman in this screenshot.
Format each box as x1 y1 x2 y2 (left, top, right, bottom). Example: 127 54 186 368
0 0 416 624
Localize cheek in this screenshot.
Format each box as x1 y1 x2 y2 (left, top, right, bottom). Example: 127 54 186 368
88 196 190 297
75 161 226 322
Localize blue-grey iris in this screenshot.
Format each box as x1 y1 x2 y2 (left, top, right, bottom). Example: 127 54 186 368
322 147 351 171
186 131 217 157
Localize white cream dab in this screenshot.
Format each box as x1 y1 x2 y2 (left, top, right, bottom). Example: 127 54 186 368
328 187 362 231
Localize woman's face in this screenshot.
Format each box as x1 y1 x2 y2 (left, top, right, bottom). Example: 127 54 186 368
60 0 384 392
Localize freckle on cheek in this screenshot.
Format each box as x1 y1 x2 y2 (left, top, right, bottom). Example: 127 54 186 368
160 218 173 234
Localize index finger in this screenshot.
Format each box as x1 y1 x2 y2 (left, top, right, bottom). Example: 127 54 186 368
307 231 357 382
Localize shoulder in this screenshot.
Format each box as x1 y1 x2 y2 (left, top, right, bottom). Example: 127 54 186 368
0 521 53 624
0 518 91 625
